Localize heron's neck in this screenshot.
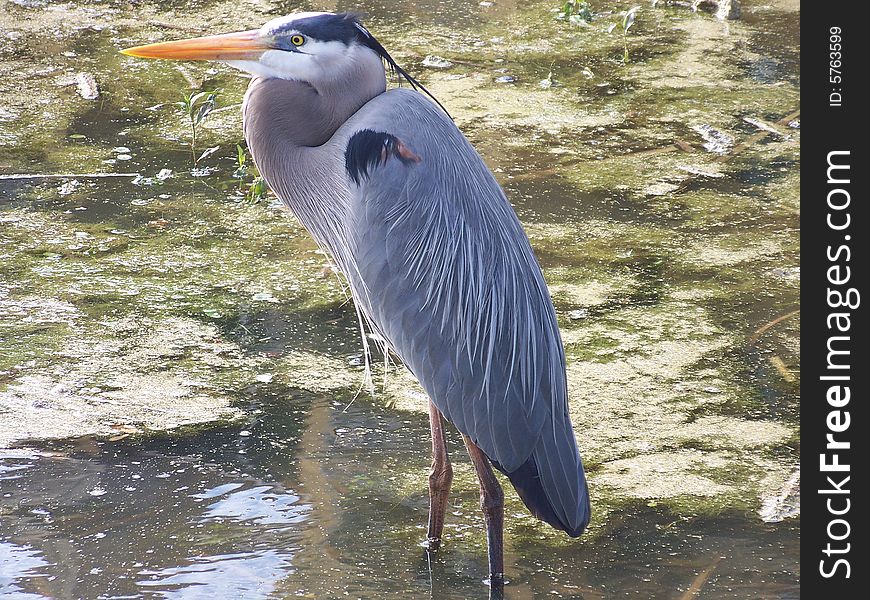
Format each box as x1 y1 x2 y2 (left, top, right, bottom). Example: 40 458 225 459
242 46 387 147
241 75 383 270
243 77 350 148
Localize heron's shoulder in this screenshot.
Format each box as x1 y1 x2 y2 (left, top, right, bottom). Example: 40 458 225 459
349 88 453 131
336 88 463 176
380 87 447 111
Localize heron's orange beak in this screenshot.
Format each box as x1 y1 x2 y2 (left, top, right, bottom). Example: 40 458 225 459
120 30 268 61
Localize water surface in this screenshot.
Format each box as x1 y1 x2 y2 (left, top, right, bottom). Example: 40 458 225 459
2 0 799 597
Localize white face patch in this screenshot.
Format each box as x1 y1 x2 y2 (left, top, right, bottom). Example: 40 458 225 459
224 39 352 82
222 59 283 80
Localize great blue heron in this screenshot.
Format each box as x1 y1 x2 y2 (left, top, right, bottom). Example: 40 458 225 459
122 12 590 586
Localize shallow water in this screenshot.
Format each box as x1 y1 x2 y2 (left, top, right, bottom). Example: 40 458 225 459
1 395 799 599
1 0 799 597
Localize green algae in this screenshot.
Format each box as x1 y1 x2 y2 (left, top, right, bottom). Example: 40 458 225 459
2 2 799 593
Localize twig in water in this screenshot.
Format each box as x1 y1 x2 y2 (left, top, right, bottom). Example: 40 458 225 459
715 110 800 163
769 355 796 383
679 557 721 600
748 309 800 344
743 116 790 137
0 173 139 180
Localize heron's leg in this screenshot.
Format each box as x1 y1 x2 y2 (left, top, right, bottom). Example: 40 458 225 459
426 400 453 549
462 434 505 585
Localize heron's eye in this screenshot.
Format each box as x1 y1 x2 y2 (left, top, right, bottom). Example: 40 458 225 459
290 34 305 46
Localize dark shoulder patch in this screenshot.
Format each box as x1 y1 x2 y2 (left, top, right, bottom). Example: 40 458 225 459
345 129 421 186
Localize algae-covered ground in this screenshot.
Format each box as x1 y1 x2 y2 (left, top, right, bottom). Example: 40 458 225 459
1 0 799 598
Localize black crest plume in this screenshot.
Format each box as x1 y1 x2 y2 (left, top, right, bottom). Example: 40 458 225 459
342 13 451 118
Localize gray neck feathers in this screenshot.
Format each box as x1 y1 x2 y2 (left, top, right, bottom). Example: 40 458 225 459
241 45 386 268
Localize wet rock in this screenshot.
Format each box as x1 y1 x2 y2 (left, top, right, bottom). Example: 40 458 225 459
10 0 48 9
758 468 799 522
0 107 19 122
643 180 680 196
57 179 80 196
691 124 734 155
715 0 741 20
692 0 741 20
421 55 453 69
75 72 99 100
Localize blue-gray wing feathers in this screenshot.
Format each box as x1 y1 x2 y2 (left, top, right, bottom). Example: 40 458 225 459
340 89 589 535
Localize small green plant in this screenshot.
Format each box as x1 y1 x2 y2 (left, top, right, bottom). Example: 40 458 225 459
247 176 268 204
557 0 593 25
233 143 269 203
176 90 218 166
233 144 249 187
608 6 640 63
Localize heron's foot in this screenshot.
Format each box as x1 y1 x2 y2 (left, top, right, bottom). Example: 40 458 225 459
421 537 442 551
486 575 506 600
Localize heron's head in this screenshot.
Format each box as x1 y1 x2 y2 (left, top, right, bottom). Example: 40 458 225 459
121 12 428 99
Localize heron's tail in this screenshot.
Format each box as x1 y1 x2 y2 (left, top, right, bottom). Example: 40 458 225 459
494 418 590 537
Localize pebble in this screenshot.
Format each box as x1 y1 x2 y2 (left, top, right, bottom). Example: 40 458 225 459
692 124 734 155
75 72 100 100
58 180 80 196
422 55 453 69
